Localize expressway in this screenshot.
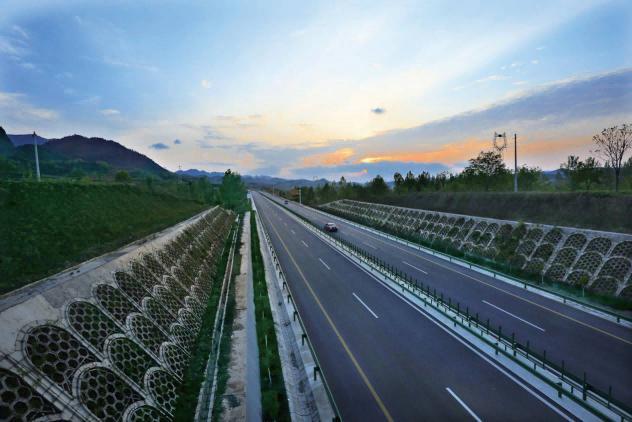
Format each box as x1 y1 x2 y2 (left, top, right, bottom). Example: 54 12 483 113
252 191 574 420
263 192 632 407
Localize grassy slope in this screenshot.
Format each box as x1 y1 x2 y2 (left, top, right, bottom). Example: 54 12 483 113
361 191 632 233
0 180 206 294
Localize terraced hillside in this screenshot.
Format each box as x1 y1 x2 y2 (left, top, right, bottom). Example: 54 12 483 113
322 199 632 299
0 206 234 421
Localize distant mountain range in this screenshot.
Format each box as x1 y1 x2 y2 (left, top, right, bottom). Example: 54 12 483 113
176 169 329 189
1 128 170 178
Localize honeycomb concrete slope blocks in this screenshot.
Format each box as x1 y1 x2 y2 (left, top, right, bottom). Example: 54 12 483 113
0 206 235 421
322 199 632 298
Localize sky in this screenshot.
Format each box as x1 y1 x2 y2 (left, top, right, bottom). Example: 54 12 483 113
1 0 631 181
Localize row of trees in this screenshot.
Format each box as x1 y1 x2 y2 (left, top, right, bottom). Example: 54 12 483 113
288 124 632 205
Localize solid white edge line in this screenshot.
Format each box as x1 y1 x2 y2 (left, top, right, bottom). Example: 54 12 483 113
291 229 296 234
483 300 546 332
264 197 575 421
352 292 379 319
446 387 482 422
301 240 309 248
319 258 331 271
402 260 428 275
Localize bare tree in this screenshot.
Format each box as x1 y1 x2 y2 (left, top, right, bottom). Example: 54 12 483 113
593 124 632 192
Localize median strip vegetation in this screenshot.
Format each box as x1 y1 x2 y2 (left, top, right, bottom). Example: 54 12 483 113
251 211 290 421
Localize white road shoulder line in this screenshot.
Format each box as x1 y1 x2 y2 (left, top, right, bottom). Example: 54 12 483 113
301 240 309 248
446 387 482 422
291 229 296 234
319 258 331 270
482 300 546 332
402 260 428 275
352 292 379 318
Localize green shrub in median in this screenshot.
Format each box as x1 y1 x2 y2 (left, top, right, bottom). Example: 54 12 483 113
251 212 290 421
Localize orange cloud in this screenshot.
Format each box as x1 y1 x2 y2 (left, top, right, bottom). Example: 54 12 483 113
358 138 490 165
302 147 355 166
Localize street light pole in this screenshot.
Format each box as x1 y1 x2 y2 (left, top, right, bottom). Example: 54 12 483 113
513 133 518 193
299 187 302 204
33 131 40 182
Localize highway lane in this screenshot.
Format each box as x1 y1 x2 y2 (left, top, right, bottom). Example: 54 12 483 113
253 192 571 421
266 193 632 405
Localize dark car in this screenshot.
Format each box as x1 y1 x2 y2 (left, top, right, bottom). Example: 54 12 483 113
324 222 338 232
284 200 288 204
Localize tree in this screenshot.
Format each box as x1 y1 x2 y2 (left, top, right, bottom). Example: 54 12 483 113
404 171 416 192
463 151 508 191
577 157 600 191
369 175 389 195
593 124 632 192
393 172 404 193
219 169 247 211
560 155 581 190
517 166 543 191
415 171 431 191
114 170 131 183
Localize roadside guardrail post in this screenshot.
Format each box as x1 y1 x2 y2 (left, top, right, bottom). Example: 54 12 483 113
302 333 306 346
314 366 320 381
293 311 298 321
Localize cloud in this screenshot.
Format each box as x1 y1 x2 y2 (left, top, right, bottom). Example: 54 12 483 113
12 25 29 40
149 142 170 150
476 74 509 83
173 139 182 144
371 107 386 114
97 57 159 72
0 91 58 121
100 108 120 116
77 95 101 105
531 59 539 64
201 79 211 89
302 148 355 166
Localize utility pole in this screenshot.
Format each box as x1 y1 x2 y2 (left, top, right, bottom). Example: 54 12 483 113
33 131 40 182
513 133 518 193
298 187 302 204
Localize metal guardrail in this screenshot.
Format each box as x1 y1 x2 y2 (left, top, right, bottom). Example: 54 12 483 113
269 196 632 422
255 207 342 421
318 204 632 327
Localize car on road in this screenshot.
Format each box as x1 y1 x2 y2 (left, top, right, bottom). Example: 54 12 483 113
324 222 338 232
284 200 288 204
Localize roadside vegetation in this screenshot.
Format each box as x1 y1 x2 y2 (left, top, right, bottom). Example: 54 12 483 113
251 211 290 421
0 180 206 294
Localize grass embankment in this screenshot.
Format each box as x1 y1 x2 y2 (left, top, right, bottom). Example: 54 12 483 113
172 222 236 421
0 180 207 294
324 206 632 311
251 212 290 421
359 191 632 234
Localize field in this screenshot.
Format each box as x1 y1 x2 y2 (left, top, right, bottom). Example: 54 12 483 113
0 180 207 294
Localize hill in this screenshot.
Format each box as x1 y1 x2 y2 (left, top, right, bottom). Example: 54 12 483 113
43 135 170 175
7 133 49 146
0 127 14 156
0 180 207 294
177 168 328 189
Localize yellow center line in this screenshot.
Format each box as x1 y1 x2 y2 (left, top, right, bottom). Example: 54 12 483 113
260 201 395 422
332 213 632 346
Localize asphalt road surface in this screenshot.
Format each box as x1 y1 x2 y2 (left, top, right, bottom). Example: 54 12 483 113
265 193 632 407
253 192 575 421
271 193 632 403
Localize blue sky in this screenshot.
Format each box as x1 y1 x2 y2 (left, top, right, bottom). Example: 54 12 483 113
1 0 630 180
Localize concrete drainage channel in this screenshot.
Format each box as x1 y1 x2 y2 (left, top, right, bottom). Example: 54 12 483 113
267 197 632 422
252 199 339 421
194 216 240 421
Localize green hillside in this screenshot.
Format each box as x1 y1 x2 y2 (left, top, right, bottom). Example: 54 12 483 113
0 181 207 294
